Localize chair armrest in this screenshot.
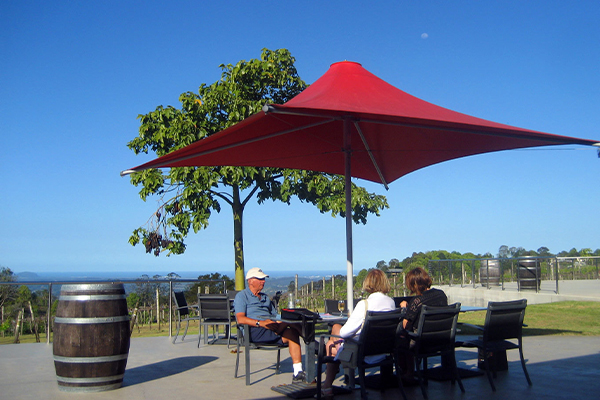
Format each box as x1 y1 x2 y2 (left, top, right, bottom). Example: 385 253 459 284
317 333 346 359
398 328 418 340
406 331 419 339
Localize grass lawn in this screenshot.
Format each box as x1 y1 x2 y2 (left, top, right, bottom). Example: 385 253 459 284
2 301 599 345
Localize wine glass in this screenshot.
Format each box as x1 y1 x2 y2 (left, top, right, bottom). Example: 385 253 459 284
338 300 345 316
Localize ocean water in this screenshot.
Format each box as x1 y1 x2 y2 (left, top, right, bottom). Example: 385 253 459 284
15 269 344 282
14 270 343 297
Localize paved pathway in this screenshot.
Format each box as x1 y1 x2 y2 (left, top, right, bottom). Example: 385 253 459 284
2 334 600 400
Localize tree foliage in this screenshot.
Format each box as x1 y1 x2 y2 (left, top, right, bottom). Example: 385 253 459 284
0 267 18 309
126 48 388 289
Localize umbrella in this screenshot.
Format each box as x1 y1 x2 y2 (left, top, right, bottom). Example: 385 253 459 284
122 61 599 312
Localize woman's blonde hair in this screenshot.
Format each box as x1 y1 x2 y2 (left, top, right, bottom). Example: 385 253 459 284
362 269 391 294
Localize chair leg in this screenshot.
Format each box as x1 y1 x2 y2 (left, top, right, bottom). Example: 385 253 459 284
481 351 497 391
234 339 241 378
182 319 190 341
415 357 428 399
276 349 281 374
172 316 181 344
451 353 465 393
245 334 251 385
358 367 368 400
394 355 408 400
316 354 323 400
519 345 533 386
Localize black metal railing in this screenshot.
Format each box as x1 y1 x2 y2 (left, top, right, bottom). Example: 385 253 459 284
426 256 600 293
0 278 227 344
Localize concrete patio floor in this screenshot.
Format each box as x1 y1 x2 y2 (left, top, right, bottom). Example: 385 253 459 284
2 333 599 400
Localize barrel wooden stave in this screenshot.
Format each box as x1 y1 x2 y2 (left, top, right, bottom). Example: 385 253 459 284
518 259 541 290
479 260 501 286
53 284 130 392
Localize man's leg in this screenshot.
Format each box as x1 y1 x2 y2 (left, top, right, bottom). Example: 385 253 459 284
281 329 305 382
281 329 302 364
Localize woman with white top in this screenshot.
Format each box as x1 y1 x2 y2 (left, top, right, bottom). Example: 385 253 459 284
320 269 395 398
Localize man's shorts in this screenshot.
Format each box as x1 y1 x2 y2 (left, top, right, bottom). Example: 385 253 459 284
249 326 284 345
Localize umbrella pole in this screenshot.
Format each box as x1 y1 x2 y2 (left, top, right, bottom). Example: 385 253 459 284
344 119 355 314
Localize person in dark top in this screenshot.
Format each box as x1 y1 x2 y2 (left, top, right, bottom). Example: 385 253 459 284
398 267 448 382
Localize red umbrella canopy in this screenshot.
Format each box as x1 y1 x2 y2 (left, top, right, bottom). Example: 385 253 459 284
122 61 598 185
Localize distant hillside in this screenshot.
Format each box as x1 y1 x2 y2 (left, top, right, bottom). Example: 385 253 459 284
16 271 39 280
263 276 313 296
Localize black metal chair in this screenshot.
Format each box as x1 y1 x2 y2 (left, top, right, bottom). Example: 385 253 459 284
316 308 408 400
172 291 201 344
397 302 464 399
458 299 532 391
234 321 288 385
198 294 235 348
324 299 343 315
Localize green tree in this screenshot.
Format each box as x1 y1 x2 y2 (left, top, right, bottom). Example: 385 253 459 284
0 267 18 310
126 48 388 290
388 258 400 271
189 273 234 303
537 246 551 256
134 275 154 306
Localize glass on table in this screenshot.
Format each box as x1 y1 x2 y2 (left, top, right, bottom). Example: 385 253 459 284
338 300 345 316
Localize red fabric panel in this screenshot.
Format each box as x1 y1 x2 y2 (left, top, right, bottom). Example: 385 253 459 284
125 61 598 184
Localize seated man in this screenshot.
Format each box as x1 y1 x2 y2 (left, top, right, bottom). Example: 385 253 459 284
234 267 306 383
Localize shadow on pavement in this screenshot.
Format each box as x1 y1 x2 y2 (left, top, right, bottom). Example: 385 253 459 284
123 356 218 386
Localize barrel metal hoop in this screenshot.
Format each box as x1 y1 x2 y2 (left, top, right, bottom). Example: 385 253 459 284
53 354 128 363
57 382 123 392
58 294 127 301
60 284 125 292
54 316 130 324
56 374 125 384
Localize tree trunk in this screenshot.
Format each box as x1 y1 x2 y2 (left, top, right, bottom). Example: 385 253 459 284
232 184 246 290
156 287 160 330
14 310 22 344
28 301 40 342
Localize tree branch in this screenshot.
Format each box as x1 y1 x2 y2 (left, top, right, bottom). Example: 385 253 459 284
210 189 233 206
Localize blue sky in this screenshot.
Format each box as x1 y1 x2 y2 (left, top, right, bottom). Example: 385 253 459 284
2 1 599 278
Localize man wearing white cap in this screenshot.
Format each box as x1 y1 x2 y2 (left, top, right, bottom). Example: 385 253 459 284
234 267 306 383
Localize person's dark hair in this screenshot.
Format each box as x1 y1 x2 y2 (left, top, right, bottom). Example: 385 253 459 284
362 269 391 294
405 267 432 295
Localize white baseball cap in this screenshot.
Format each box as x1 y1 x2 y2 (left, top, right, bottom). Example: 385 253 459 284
245 267 269 280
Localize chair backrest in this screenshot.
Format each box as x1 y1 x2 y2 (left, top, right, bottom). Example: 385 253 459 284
227 290 238 300
413 303 461 355
483 299 527 342
358 308 405 359
324 299 342 314
198 294 231 320
173 291 190 316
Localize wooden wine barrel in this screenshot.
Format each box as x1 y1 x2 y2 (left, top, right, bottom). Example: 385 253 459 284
53 284 130 392
518 259 541 290
479 260 500 286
